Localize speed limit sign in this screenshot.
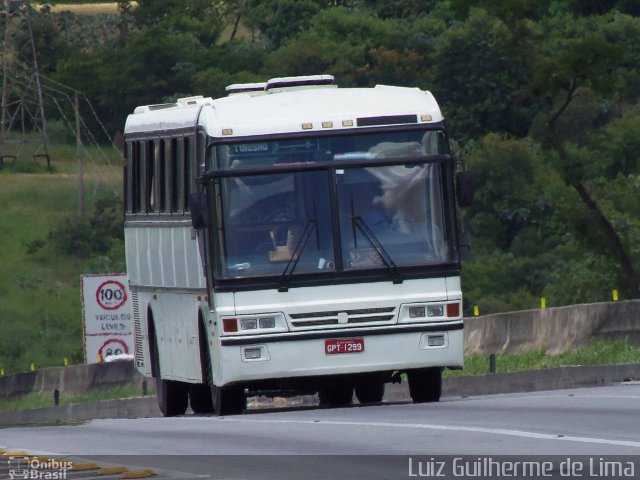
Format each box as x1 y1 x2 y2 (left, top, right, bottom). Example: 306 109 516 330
96 279 128 310
81 274 134 364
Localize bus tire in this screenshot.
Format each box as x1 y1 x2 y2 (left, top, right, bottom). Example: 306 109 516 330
157 378 189 416
355 382 385 404
212 385 246 416
152 329 188 417
408 367 442 403
189 384 214 414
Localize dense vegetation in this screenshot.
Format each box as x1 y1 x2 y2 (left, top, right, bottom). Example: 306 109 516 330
1 0 639 371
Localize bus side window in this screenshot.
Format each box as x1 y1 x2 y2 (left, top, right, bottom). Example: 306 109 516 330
136 141 147 214
185 135 196 202
197 132 206 178
125 141 133 213
160 139 171 213
206 144 216 171
175 138 185 212
153 139 165 212
147 140 156 212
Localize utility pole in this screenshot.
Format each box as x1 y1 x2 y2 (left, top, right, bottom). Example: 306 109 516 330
2 0 12 140
25 0 50 169
75 91 85 217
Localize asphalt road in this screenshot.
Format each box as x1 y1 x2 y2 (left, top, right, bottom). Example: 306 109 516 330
1 383 639 479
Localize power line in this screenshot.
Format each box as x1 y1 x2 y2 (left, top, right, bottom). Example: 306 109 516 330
1 1 121 206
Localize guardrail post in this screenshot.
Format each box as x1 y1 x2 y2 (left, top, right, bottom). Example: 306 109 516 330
489 354 496 374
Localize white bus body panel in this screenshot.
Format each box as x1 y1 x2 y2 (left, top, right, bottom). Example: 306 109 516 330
126 222 206 381
125 222 205 289
211 278 463 386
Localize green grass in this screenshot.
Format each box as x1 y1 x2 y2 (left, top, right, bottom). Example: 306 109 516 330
0 383 155 412
446 339 640 377
0 138 122 373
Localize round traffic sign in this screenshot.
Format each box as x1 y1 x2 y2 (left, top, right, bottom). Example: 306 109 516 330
96 280 127 310
98 338 129 359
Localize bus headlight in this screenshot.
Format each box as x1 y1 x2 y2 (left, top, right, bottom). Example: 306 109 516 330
259 317 276 328
400 302 461 323
240 318 258 330
221 313 288 335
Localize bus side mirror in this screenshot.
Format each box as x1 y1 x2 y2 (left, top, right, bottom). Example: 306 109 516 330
190 192 208 229
456 171 475 207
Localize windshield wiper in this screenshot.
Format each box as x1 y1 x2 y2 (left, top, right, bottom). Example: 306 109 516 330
278 219 317 292
352 215 403 284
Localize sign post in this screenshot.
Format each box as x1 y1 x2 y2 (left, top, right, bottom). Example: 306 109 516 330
81 274 134 364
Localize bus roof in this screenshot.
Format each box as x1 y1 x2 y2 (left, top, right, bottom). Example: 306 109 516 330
124 83 444 138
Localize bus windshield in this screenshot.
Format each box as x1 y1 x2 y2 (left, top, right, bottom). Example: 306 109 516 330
210 130 454 280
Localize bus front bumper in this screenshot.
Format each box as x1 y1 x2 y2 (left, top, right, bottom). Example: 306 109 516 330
216 322 463 386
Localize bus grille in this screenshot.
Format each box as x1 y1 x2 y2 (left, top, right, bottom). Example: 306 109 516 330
132 290 144 368
289 307 396 328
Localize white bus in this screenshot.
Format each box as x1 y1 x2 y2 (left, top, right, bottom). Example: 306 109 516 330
123 75 473 416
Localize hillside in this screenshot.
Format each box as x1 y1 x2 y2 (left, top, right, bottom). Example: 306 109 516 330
0 147 122 373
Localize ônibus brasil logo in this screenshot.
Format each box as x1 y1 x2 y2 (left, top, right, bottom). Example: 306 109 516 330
7 456 72 479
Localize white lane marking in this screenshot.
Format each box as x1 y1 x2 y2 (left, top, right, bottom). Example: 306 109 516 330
467 393 640 401
215 418 640 449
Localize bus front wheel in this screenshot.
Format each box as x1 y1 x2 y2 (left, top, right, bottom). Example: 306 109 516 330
408 367 442 403
212 385 246 416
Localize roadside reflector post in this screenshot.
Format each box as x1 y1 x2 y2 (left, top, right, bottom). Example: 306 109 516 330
489 354 496 374
63 357 69 366
30 362 36 372
540 297 546 310
54 389 60 406
613 289 619 301
0 368 4 376
473 306 479 317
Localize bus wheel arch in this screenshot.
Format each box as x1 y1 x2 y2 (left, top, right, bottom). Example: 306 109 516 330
148 306 189 417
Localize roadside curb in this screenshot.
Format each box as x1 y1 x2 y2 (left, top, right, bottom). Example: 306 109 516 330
1 363 638 426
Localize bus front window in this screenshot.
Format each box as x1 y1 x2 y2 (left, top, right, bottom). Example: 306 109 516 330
212 129 454 281
337 163 450 269
217 170 334 278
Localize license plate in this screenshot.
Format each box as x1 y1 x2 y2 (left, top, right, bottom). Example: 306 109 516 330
325 338 364 355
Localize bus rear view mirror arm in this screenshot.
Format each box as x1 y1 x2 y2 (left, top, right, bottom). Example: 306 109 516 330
190 192 208 229
456 171 475 208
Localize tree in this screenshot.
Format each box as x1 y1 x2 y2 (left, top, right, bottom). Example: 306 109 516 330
132 0 224 47
241 0 330 48
528 13 640 298
262 8 399 84
430 8 533 141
